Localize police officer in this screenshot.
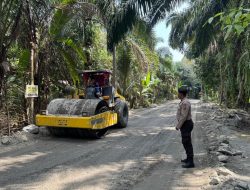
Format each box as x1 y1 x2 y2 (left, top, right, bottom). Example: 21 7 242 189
176 87 194 168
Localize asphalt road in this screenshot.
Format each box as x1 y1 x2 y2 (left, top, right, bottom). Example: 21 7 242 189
0 100 211 190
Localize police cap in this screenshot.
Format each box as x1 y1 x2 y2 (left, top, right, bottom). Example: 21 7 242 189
178 86 188 94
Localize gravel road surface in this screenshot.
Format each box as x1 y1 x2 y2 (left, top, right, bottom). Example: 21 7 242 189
0 100 213 190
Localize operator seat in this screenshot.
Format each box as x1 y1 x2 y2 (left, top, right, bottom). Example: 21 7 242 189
102 86 115 104
86 87 98 99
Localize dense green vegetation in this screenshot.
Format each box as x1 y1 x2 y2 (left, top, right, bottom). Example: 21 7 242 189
0 0 182 133
167 0 250 108
0 0 249 134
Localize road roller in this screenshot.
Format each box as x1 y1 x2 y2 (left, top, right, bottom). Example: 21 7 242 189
36 70 129 138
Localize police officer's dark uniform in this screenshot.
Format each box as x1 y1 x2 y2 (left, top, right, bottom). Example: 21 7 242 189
176 87 194 168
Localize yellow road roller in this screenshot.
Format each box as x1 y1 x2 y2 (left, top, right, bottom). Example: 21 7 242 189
36 70 129 138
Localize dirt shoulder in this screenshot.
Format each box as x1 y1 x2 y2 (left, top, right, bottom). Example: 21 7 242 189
197 102 250 190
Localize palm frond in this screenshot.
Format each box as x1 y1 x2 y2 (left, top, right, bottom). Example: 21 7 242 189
147 0 185 26
59 47 80 85
101 0 185 50
126 37 149 72
50 0 100 39
167 0 231 57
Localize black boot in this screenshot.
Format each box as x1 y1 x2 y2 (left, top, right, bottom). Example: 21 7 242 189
181 158 188 163
182 157 195 168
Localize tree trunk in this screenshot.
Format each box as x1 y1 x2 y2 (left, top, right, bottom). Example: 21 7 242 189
29 43 36 124
25 0 38 124
112 45 116 88
236 74 245 108
219 61 224 105
0 48 7 109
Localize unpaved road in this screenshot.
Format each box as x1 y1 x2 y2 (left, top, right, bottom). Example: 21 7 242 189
0 100 213 190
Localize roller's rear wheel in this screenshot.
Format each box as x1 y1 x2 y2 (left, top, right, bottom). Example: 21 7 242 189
114 100 129 128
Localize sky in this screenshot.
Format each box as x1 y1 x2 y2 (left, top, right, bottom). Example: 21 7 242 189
153 2 189 63
154 21 184 62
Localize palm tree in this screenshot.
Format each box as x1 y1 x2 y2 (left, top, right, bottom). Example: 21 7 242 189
49 0 184 85
166 0 250 108
166 0 230 56
95 0 184 49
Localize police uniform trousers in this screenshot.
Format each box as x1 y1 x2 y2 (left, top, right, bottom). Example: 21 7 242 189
180 120 194 159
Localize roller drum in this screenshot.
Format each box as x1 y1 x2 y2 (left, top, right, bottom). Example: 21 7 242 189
46 98 109 139
47 99 105 116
